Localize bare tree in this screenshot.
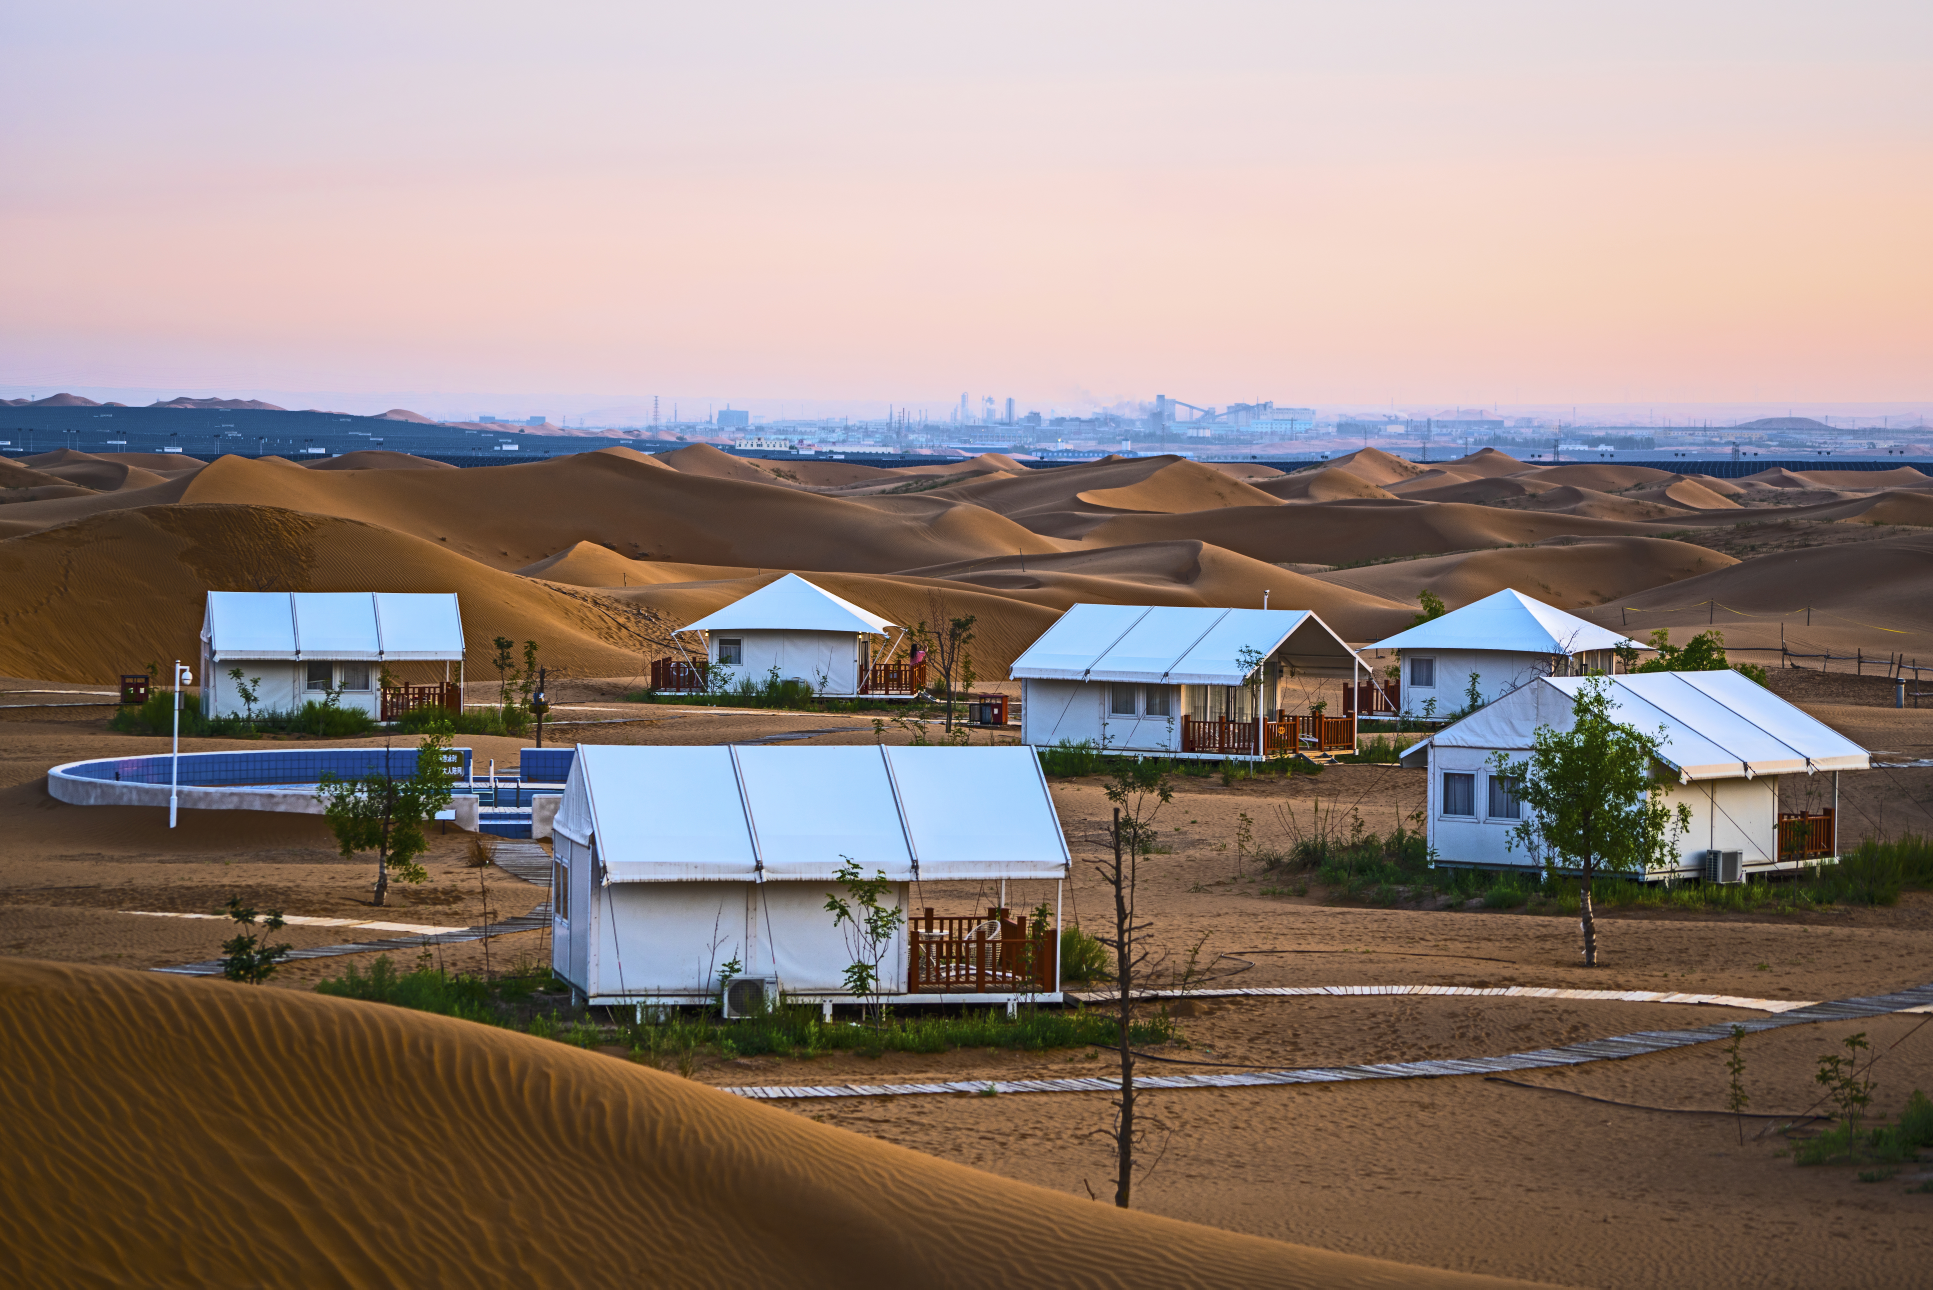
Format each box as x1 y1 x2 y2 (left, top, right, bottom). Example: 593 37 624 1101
1092 759 1172 1208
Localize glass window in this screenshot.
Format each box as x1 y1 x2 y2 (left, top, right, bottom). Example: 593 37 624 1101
1443 772 1475 817
306 661 333 691
1411 656 1436 688
553 858 569 921
1110 683 1139 716
1143 685 1172 717
1488 775 1522 819
338 662 370 691
717 638 742 665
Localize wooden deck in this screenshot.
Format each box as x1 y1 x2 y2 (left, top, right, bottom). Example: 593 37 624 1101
1778 808 1836 861
1180 714 1356 757
906 907 1055 994
860 660 927 695
381 682 460 722
649 658 708 693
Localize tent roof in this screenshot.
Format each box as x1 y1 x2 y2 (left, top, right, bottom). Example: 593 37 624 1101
201 592 464 661
1370 589 1636 655
1426 670 1869 780
680 573 893 635
554 744 1071 883
1009 605 1357 684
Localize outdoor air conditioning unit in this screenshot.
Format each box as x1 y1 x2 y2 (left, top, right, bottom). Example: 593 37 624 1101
1704 849 1744 885
721 976 780 1019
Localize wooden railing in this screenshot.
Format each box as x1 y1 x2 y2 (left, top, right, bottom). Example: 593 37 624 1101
1778 809 1836 862
1181 714 1356 756
861 660 927 695
381 683 460 723
907 907 1056 995
1341 678 1400 716
650 657 708 692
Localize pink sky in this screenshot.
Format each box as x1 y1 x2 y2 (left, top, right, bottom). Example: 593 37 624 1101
3 2 1928 414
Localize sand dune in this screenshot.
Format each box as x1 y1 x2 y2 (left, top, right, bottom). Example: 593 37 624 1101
895 541 1415 639
1513 463 1676 491
1744 466 1933 491
1635 479 1741 510
1377 475 1551 505
304 449 458 471
1510 485 1691 521
169 452 1062 573
1257 470 1400 503
0 960 1532 1289
1313 446 1438 487
0 484 97 504
0 471 201 526
0 504 654 682
1312 537 1737 611
518 541 755 588
1084 500 1671 567
1074 460 1284 513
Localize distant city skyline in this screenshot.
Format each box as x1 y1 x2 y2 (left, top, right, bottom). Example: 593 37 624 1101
4 4 1927 405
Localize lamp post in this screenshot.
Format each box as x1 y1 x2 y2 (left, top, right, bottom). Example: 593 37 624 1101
531 667 549 748
170 660 193 828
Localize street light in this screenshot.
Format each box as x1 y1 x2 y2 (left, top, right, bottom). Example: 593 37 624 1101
531 667 549 748
170 660 194 828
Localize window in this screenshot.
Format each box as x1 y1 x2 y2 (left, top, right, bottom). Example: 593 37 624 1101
1143 685 1172 718
338 662 370 691
306 661 333 691
552 858 569 921
1488 775 1522 819
717 638 742 665
1411 656 1436 688
1442 772 1475 817
1110 683 1139 716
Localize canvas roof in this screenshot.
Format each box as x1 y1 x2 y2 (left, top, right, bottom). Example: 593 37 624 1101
553 744 1071 883
1009 605 1358 685
201 592 464 661
680 573 893 635
1414 670 1869 781
1370 589 1636 656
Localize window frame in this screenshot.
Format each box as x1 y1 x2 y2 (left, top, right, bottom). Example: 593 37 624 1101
716 637 743 666
337 661 371 692
1109 683 1139 717
1411 656 1436 688
1143 684 1172 718
1442 771 1476 818
305 661 334 691
1487 774 1522 820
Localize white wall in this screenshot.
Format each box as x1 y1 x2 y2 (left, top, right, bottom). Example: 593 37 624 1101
1426 743 1778 876
1400 649 1558 718
202 658 379 718
709 629 860 696
1020 679 1181 753
566 876 911 1001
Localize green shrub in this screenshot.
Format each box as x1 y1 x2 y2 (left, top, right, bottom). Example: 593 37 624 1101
110 692 376 739
1038 739 1102 777
1059 924 1110 982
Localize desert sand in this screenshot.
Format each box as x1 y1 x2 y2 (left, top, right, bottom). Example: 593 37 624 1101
5 441 1933 1286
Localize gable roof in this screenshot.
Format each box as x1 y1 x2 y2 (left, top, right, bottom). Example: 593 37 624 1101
553 744 1070 883
1423 670 1869 780
1370 589 1636 655
680 573 893 635
200 592 464 661
1009 605 1358 685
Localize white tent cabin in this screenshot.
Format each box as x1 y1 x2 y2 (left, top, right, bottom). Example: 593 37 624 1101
655 574 920 699
1401 670 1870 883
1010 605 1364 759
549 744 1071 1011
199 592 465 720
1365 589 1639 720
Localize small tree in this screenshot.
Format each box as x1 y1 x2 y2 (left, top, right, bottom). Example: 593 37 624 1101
1493 677 1690 966
1096 759 1173 1208
318 735 457 907
226 667 262 723
492 635 518 707
826 856 905 1028
1617 628 1768 686
217 897 292 984
1411 589 1448 627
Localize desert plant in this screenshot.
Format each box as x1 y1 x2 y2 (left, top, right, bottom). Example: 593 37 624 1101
1816 1032 1875 1134
226 668 263 723
217 897 292 984
1725 1024 1751 1145
317 735 457 907
1059 924 1110 981
1493 676 1692 966
1411 589 1447 626
1038 739 1101 777
825 857 905 1028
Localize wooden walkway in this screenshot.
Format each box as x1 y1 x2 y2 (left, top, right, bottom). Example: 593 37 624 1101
1068 983 1828 1014
153 840 555 977
720 979 1933 1102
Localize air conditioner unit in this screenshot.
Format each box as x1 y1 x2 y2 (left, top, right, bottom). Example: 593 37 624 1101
1704 849 1744 885
721 976 779 1019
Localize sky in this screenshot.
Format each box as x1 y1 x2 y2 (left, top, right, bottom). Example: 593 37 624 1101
3 2 1928 420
